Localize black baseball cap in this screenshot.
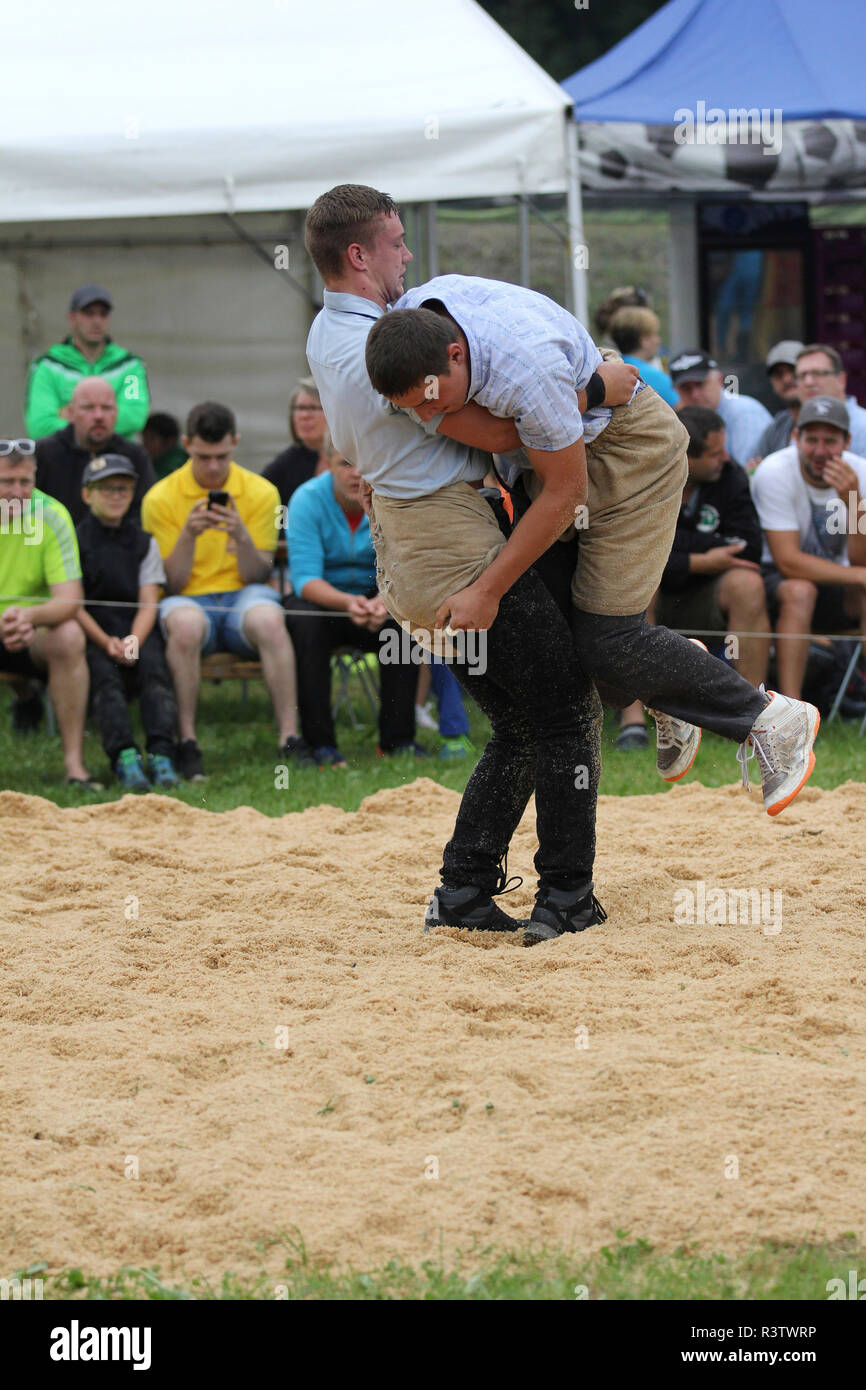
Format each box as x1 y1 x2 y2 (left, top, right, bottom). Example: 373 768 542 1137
82 454 137 486
69 283 114 312
669 350 718 385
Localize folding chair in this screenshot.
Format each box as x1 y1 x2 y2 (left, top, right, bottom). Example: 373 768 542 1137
331 648 379 729
822 631 863 724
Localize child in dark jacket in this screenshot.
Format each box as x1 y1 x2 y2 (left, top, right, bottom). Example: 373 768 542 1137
75 454 179 790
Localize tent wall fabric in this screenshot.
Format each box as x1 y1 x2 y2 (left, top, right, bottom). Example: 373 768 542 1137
0 215 313 468
3 0 572 222
562 0 866 195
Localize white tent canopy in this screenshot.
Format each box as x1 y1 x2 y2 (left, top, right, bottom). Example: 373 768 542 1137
1 0 588 460
3 0 573 220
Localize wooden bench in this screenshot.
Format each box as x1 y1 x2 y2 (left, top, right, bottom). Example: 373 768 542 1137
199 650 379 725
200 652 262 704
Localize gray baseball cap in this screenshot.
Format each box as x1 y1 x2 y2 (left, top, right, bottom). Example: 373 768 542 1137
796 396 850 434
82 454 137 486
69 283 113 312
766 340 805 370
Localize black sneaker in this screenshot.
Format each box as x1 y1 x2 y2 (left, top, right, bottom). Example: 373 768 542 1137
524 888 607 947
12 694 44 732
175 738 207 782
424 884 528 934
377 742 428 758
281 735 317 767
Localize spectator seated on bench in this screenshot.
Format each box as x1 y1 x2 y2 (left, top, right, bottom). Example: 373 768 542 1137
76 455 180 792
283 437 420 767
0 437 102 792
655 405 770 688
751 396 866 701
141 400 304 781
262 377 328 512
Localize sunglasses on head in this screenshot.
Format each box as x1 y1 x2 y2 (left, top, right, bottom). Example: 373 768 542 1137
0 438 36 456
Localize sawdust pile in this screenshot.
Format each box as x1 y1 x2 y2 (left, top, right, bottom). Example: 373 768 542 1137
1 778 863 1283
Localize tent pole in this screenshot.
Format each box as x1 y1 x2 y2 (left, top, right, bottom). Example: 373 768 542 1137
566 116 589 323
221 211 318 307
426 202 439 279
518 195 530 286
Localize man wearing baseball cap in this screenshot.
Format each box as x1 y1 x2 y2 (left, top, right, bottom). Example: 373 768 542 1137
670 348 772 467
24 283 150 440
751 341 806 465
751 396 866 700
75 453 179 791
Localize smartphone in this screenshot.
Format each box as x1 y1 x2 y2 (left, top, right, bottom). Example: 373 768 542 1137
208 490 230 508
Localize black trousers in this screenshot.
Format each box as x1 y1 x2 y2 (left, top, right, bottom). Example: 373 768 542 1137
87 629 177 764
283 596 417 751
442 566 601 896
511 477 766 743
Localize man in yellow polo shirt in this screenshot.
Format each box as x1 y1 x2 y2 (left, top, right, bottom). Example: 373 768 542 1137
141 401 304 780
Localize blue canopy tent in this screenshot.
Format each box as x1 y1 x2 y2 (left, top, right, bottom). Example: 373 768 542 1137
562 0 866 196
561 0 866 363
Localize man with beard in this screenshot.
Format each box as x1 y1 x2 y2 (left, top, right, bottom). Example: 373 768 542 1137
35 377 155 524
752 396 866 700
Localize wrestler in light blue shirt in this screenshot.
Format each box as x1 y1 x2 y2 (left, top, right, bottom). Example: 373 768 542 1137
306 290 488 500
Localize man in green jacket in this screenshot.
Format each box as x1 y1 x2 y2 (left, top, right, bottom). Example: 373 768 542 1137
24 284 150 440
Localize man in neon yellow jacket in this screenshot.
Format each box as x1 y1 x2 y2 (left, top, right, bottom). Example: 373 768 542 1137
24 284 150 440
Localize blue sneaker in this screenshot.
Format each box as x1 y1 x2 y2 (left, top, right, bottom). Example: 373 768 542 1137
146 753 181 788
438 735 474 760
115 747 150 792
313 745 348 768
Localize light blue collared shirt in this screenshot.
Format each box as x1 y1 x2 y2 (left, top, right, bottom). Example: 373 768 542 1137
844 395 866 458
716 389 773 465
305 290 488 500
395 274 634 451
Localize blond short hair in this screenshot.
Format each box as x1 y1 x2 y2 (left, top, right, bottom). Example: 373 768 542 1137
609 306 660 356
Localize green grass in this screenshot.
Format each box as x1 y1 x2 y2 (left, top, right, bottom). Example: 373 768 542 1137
2 674 863 814
13 1233 863 1300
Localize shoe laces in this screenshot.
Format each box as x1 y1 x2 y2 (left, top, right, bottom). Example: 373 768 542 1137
646 708 677 748
737 736 766 791
493 850 523 897
737 685 772 791
535 890 607 932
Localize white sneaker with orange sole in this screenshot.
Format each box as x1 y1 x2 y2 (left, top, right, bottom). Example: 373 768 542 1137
737 690 820 816
646 639 707 782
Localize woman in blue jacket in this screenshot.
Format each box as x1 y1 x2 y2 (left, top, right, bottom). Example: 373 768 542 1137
284 439 420 765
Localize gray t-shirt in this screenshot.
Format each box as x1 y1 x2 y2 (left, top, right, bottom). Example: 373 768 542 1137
755 408 795 461
139 535 166 586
